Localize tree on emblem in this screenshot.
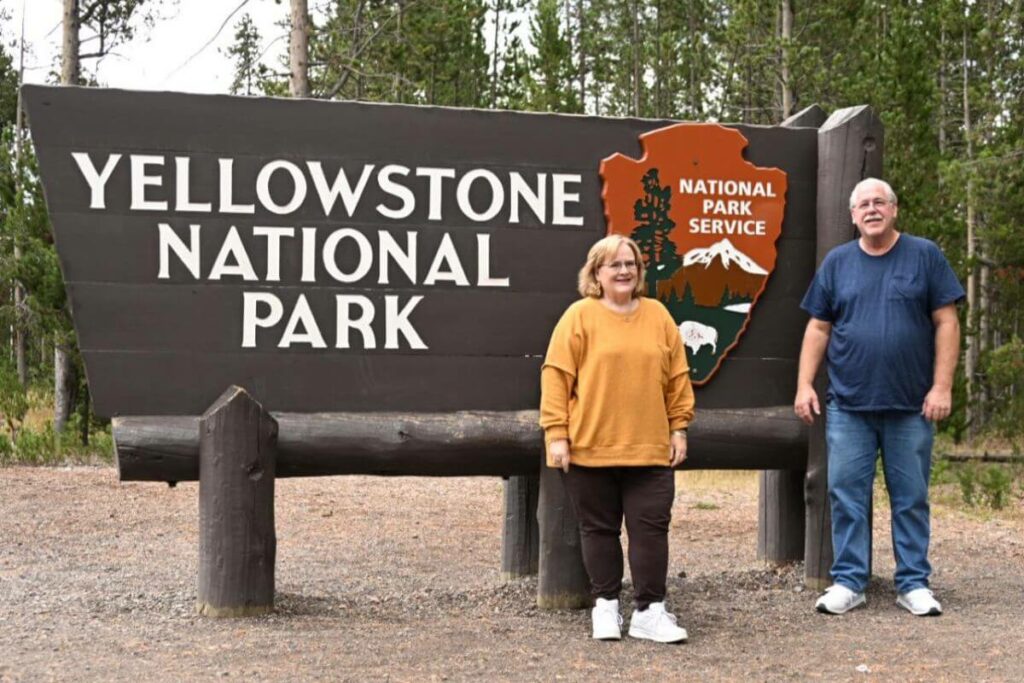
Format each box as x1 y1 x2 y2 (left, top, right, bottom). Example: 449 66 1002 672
629 168 680 297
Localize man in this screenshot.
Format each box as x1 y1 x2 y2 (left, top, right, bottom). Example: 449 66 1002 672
794 178 964 616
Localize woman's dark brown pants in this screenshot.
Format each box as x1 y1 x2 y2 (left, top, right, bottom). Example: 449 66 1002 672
561 465 675 610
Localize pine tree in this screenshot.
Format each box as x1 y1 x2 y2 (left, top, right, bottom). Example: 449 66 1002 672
224 14 266 96
526 0 580 112
629 168 679 296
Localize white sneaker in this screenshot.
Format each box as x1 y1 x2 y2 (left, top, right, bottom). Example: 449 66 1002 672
627 602 688 643
591 598 622 640
815 584 866 614
897 588 943 616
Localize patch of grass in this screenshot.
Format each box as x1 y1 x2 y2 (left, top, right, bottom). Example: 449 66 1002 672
930 459 1024 515
676 469 759 492
0 417 115 467
692 501 720 510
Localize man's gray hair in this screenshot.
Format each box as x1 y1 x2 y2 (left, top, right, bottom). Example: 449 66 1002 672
849 178 898 209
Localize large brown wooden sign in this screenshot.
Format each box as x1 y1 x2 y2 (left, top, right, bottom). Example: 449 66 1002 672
24 86 816 417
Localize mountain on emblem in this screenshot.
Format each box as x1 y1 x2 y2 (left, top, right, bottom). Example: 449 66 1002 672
599 123 787 384
659 239 768 308
682 238 768 274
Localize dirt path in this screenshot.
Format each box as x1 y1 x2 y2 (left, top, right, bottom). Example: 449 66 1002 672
1 466 1022 682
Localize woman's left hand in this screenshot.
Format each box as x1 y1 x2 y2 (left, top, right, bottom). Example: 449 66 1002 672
669 431 687 467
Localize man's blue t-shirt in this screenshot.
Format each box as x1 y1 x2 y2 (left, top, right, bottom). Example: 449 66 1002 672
801 234 965 411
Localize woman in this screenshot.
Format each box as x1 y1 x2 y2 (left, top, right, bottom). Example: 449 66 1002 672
540 234 695 643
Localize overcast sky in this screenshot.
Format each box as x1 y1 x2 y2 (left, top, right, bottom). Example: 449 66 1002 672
5 0 290 94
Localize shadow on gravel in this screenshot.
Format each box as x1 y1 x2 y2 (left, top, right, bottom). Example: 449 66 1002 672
274 592 351 616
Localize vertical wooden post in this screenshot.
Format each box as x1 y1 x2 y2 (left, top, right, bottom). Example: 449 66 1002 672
808 106 884 590
537 462 590 609
756 104 830 566
501 475 540 580
197 386 277 617
758 470 806 565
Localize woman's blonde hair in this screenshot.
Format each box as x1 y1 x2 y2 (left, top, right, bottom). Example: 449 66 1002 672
577 235 646 299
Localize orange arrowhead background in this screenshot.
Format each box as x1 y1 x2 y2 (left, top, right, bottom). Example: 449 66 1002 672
600 123 787 384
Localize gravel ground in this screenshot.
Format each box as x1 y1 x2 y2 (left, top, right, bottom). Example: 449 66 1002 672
1 466 1022 682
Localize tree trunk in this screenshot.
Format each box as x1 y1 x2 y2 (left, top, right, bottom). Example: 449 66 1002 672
289 0 311 98
490 0 500 108
393 0 404 102
779 0 793 121
353 0 365 100
78 381 90 446
963 25 978 438
654 0 662 117
13 23 26 386
631 0 640 116
938 25 947 157
56 0 80 431
577 0 586 110
54 346 77 434
61 0 79 85
688 1 700 117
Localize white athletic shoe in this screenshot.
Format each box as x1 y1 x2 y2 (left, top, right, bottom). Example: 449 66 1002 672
591 598 623 640
815 584 866 614
627 602 688 643
897 588 943 616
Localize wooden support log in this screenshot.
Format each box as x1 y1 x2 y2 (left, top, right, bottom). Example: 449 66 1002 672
537 463 590 609
197 386 277 617
113 406 808 482
757 470 805 565
809 105 884 590
501 474 539 580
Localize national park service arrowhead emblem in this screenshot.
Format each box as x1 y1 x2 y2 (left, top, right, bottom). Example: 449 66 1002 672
600 123 787 385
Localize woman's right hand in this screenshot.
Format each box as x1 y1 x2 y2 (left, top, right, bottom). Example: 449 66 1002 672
548 439 571 473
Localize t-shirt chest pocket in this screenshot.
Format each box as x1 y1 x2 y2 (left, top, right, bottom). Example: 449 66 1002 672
888 273 926 302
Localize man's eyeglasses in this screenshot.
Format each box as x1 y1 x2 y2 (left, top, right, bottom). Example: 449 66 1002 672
601 260 638 272
854 198 891 212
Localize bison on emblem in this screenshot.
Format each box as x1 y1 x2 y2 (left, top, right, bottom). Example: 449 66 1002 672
678 321 718 356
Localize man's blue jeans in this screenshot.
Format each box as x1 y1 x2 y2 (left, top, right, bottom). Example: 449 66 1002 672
825 403 935 594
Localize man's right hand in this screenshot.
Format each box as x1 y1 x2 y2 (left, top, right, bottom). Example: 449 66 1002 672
548 439 571 473
794 384 821 425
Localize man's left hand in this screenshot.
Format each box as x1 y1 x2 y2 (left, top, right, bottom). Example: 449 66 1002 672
922 386 953 422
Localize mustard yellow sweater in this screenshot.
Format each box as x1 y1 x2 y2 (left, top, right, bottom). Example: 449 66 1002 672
539 297 696 467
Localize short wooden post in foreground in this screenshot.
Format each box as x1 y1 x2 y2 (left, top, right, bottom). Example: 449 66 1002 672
537 462 589 609
501 475 539 580
197 386 278 617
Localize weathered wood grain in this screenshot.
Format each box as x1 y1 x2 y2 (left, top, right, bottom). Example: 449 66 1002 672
113 406 808 482
537 464 589 609
501 473 540 580
197 386 277 617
